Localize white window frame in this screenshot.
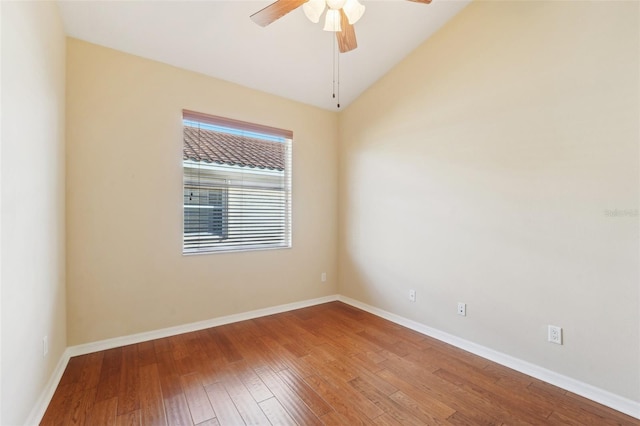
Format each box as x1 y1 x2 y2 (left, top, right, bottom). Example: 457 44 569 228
182 110 292 255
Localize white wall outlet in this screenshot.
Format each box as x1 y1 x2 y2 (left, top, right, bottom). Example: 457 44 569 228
43 335 48 357
321 272 327 282
409 289 416 302
457 302 466 316
548 325 563 345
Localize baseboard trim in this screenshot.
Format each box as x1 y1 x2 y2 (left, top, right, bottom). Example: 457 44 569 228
26 293 639 424
67 295 339 357
24 347 73 426
337 295 640 420
26 294 339 425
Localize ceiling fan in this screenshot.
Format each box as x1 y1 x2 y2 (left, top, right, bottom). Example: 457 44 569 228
250 0 432 53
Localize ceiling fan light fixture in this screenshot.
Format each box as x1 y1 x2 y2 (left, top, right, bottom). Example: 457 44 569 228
326 0 347 10
323 9 342 32
302 0 326 23
342 0 365 24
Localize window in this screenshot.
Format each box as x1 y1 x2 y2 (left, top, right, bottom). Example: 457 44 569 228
182 110 292 254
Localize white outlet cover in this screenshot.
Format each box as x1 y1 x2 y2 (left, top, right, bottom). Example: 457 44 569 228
457 302 466 316
548 325 563 345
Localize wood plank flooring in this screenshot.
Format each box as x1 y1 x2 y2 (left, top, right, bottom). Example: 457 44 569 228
41 302 639 425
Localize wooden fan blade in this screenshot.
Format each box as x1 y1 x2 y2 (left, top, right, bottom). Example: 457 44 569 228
250 0 308 27
336 9 357 53
407 0 432 3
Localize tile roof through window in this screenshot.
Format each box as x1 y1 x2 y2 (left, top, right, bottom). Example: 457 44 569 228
183 125 285 171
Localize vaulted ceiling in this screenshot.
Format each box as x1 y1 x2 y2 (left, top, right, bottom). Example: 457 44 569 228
57 0 470 111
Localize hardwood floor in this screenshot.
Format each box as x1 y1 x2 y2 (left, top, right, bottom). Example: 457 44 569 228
41 302 638 425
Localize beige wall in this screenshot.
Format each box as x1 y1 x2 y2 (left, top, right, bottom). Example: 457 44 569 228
1 1 67 424
4 2 637 420
338 1 639 401
66 39 339 345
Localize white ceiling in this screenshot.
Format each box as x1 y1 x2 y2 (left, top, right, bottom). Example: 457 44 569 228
57 0 470 111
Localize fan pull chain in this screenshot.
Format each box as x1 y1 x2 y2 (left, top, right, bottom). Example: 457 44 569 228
332 36 336 106
332 35 340 109
337 47 340 109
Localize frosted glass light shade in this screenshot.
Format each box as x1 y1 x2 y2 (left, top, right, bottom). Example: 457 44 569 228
323 9 342 32
343 0 365 24
302 0 326 23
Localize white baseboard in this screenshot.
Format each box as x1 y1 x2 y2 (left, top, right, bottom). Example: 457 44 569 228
67 295 339 357
25 294 338 425
24 347 73 426
25 293 640 424
337 295 640 420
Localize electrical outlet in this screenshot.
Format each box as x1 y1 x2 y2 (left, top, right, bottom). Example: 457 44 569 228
548 325 563 345
321 272 326 282
409 289 416 302
457 302 466 316
43 336 48 357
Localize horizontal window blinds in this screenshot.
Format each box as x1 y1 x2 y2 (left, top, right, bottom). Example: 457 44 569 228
182 110 292 254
